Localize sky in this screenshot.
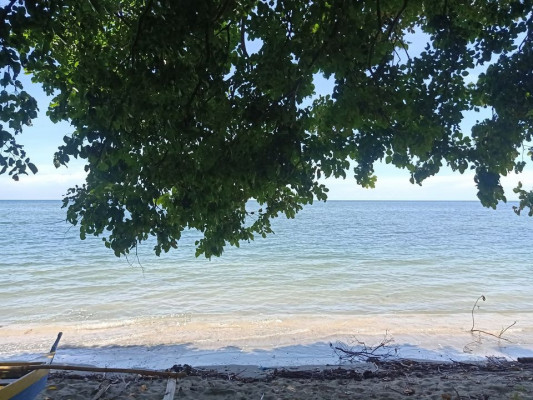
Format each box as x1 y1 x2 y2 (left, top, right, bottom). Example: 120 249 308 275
1 31 531 202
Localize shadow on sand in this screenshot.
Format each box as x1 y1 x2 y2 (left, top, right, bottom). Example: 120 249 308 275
7 336 533 371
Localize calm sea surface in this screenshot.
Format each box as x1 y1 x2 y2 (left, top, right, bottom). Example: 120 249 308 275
1 200 532 355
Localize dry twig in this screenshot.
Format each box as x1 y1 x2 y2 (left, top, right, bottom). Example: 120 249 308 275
470 295 516 342
331 331 397 362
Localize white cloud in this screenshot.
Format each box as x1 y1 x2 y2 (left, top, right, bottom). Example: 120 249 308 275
2 159 533 201
0 164 86 200
323 168 533 201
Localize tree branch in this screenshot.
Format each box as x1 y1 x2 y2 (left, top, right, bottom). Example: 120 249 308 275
130 0 155 68
240 18 249 57
371 0 409 78
376 0 382 31
212 0 232 22
385 0 409 43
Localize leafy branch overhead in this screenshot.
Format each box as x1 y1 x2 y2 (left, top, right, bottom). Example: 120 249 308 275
1 0 533 257
0 1 39 180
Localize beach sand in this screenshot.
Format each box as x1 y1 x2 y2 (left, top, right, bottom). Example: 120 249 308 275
37 360 533 399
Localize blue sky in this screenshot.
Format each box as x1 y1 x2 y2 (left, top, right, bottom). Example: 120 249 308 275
1 32 531 201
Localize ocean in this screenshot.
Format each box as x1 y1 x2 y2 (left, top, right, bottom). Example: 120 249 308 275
1 200 532 366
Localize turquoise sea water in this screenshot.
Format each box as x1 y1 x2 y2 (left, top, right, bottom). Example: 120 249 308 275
1 200 532 360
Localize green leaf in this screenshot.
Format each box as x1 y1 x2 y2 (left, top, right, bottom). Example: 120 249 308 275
27 162 38 174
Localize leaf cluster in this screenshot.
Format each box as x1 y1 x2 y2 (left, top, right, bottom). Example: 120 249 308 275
2 0 533 257
0 0 40 179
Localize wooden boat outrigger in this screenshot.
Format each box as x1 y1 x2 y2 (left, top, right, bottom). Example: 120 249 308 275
0 332 62 400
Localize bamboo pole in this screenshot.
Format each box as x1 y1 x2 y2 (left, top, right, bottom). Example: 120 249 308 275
23 364 188 379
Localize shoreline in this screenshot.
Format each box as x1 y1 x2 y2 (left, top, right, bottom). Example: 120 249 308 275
2 312 533 369
3 333 533 371
4 314 532 398
6 300 532 365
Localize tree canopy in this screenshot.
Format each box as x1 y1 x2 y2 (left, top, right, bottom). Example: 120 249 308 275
1 0 533 257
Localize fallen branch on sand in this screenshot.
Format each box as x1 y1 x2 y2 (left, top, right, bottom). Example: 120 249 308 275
470 295 517 342
90 380 111 400
23 363 188 379
331 331 397 362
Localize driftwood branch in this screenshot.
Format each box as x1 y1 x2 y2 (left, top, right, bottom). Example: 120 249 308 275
471 321 517 342
90 380 111 400
470 295 517 342
470 294 486 331
332 331 397 362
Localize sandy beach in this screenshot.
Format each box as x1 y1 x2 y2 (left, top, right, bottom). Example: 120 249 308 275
37 360 533 399
5 313 533 399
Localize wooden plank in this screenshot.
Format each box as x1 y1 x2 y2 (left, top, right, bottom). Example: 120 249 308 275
162 378 177 400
